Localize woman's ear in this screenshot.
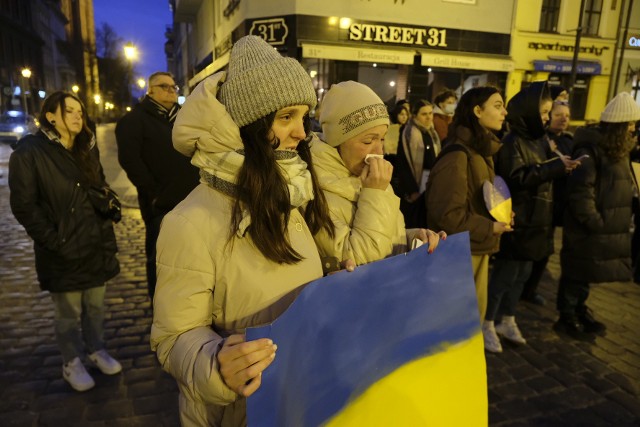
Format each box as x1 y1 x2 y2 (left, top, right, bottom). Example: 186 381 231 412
45 112 55 124
473 105 483 119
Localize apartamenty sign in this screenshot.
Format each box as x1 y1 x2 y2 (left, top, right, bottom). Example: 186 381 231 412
629 36 640 49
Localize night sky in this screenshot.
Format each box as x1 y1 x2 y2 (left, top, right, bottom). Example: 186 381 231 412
93 0 173 81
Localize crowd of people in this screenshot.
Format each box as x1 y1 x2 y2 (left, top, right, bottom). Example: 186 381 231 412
7 34 640 424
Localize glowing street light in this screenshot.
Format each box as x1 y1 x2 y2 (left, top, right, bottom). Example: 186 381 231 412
137 78 146 89
123 42 138 61
94 94 102 105
71 85 79 94
21 68 32 115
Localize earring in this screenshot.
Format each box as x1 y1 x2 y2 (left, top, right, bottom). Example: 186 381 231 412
51 120 56 125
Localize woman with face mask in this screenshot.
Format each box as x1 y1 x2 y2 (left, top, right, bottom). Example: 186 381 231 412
433 89 458 142
150 36 336 426
310 81 443 268
9 91 122 392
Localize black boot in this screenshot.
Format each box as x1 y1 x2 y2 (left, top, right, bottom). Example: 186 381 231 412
553 314 592 341
577 307 606 334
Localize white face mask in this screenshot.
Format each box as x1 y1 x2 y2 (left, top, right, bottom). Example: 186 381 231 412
443 103 456 115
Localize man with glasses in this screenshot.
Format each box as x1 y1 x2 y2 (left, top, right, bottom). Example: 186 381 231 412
115 72 199 299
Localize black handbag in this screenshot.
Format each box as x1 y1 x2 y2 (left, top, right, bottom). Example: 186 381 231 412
87 186 122 223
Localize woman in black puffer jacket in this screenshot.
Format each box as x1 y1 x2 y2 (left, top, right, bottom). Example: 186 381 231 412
483 81 580 353
9 91 122 392
556 92 640 338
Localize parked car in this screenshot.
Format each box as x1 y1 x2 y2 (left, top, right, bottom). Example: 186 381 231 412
0 111 39 146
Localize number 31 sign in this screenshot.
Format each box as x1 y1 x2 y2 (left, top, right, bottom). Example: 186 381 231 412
249 18 289 46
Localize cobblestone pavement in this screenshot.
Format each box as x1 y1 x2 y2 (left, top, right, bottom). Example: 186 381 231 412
0 125 639 426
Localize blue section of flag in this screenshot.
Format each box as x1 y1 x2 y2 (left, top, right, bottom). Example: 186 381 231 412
246 232 479 427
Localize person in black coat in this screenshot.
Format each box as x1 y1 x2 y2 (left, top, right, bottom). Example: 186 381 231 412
9 91 122 392
556 92 640 338
483 81 580 353
115 72 199 298
521 100 574 305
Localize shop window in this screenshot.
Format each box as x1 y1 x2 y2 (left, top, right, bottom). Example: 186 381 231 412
539 0 561 33
633 72 640 103
582 0 602 36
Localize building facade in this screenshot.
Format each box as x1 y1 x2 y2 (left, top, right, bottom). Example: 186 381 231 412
0 0 100 117
609 0 640 103
510 0 622 122
169 0 515 108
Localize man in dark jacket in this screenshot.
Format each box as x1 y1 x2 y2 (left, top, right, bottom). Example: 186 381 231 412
115 72 199 298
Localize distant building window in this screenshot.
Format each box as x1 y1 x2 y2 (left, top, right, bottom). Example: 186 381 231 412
582 0 602 36
539 0 561 33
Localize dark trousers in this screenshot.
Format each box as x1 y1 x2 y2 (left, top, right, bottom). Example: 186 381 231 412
144 214 164 299
521 256 549 300
556 275 590 317
486 259 532 321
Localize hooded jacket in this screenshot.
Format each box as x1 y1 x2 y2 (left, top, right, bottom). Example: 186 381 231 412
9 131 119 291
311 136 415 265
149 72 323 427
426 126 502 255
561 125 633 282
495 81 566 261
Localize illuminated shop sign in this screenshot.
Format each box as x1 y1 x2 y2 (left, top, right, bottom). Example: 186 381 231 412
249 18 289 45
527 42 609 56
349 23 448 47
533 60 601 75
629 36 640 49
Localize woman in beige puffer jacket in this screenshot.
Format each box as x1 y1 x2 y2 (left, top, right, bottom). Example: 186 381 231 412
312 81 442 267
150 36 334 426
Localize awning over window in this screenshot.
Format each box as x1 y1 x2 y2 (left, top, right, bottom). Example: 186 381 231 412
302 43 415 65
420 50 514 72
532 60 601 75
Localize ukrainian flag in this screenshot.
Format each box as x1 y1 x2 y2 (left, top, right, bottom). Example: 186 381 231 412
247 232 487 426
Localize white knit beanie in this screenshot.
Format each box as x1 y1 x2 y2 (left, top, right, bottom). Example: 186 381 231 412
218 35 317 127
320 81 390 147
600 92 640 123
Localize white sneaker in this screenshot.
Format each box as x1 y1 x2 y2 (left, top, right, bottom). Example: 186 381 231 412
482 321 503 353
495 316 527 345
63 357 95 392
88 349 122 375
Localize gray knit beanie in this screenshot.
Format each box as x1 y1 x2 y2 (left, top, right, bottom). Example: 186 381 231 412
600 92 640 123
320 81 390 147
218 35 317 127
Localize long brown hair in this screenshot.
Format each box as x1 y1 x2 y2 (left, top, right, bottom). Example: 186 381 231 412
235 112 334 264
599 121 635 161
449 86 502 151
39 91 100 185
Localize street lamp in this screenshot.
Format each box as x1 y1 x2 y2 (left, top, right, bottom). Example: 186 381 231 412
123 42 138 61
72 84 79 94
21 68 32 116
137 78 146 89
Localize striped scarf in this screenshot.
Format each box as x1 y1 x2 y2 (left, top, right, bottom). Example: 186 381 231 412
147 96 180 124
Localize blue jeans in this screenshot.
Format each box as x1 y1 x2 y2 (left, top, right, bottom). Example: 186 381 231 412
485 259 533 321
50 286 106 363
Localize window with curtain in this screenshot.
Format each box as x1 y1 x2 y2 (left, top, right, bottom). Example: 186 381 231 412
539 0 561 32
582 0 603 36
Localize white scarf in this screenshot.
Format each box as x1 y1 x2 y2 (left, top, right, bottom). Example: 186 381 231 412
199 149 314 237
